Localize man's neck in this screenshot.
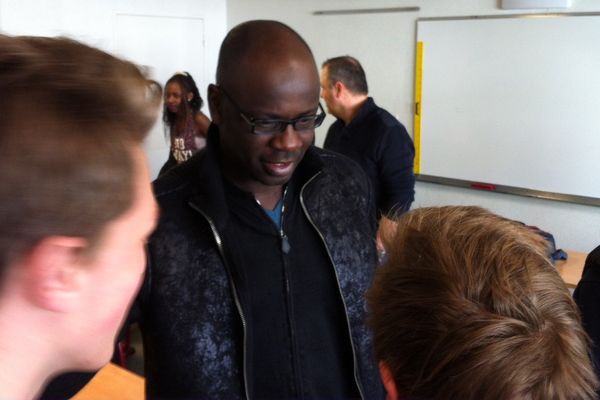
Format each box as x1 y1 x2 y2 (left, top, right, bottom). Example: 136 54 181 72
254 185 284 210
220 162 284 210
340 95 369 126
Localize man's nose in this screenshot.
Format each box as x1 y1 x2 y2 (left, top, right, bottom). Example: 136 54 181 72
272 124 303 152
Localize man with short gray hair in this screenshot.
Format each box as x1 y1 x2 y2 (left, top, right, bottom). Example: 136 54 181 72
321 56 415 220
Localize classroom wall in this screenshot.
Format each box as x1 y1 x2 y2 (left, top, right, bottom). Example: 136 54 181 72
0 0 227 178
1 0 598 252
227 0 600 252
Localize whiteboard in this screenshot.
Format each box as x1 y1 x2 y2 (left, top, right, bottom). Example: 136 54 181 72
416 14 600 205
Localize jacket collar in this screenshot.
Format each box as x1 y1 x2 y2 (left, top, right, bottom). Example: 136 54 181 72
344 97 376 128
187 124 230 232
188 124 324 232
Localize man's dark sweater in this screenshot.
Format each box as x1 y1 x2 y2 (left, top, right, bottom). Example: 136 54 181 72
324 97 415 218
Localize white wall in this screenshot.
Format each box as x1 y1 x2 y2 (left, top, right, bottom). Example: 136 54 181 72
227 0 600 252
0 0 227 178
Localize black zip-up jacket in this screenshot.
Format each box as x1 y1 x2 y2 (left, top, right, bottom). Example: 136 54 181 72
139 129 384 399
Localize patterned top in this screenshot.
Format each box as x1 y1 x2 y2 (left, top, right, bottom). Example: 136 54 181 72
171 116 204 163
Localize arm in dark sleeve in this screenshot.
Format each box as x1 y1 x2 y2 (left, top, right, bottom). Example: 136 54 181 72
377 123 415 217
323 122 339 150
574 245 600 376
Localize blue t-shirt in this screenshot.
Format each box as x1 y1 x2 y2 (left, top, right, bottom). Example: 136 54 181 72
263 198 283 228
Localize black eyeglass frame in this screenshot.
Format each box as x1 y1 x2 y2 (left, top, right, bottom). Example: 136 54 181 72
219 86 326 136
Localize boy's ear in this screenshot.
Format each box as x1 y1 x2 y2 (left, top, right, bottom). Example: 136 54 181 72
379 360 399 400
207 84 222 124
23 236 89 313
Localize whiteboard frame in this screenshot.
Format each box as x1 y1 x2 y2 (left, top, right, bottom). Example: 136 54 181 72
418 11 600 22
418 174 600 207
415 12 600 207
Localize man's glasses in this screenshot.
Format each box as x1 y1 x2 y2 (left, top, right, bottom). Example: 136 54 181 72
219 86 326 136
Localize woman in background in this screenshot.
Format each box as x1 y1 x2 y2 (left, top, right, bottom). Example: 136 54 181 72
159 71 211 175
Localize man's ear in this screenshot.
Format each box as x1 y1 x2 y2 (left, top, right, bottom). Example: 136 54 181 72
379 360 399 400
23 236 89 313
207 84 222 124
334 81 344 98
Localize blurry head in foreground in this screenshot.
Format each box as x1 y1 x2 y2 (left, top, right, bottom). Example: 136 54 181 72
368 206 598 400
0 35 160 398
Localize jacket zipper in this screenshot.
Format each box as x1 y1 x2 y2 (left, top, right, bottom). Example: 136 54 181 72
256 188 301 396
276 188 302 396
189 203 251 400
279 187 291 255
298 171 366 400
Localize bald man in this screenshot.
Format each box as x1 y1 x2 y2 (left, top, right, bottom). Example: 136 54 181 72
139 21 383 399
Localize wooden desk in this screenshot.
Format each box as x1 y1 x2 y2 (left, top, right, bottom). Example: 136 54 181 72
71 363 144 400
555 250 588 289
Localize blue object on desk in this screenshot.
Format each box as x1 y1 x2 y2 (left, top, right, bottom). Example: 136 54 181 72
552 248 568 262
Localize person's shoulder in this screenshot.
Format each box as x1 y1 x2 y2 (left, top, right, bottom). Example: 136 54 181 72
361 99 407 134
328 118 343 131
315 146 357 167
374 107 406 129
314 147 369 185
324 119 344 140
580 245 600 282
195 111 211 137
153 153 203 201
305 148 373 219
